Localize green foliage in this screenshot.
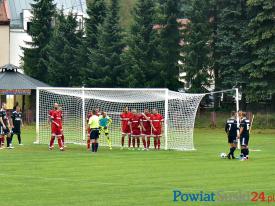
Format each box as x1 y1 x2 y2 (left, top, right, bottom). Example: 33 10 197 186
46 11 82 87
89 0 125 87
81 0 107 86
121 0 158 87
182 0 212 93
22 0 56 82
154 0 182 90
241 0 275 102
213 0 249 90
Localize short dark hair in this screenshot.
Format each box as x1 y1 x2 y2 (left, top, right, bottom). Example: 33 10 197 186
91 109 96 115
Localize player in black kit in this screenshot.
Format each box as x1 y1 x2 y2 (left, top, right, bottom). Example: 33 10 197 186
238 111 250 160
0 103 11 149
225 111 238 159
10 105 24 146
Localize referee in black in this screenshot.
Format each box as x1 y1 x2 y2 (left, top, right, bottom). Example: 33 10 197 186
10 105 24 146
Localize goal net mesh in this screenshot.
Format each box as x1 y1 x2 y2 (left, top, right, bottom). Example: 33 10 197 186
36 88 205 150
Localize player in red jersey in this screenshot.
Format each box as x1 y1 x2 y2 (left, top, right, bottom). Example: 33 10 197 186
120 106 132 149
129 109 142 150
140 109 152 150
58 106 66 147
48 103 64 151
87 108 101 149
151 109 164 150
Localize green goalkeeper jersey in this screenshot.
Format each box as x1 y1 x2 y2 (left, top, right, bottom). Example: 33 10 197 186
99 115 112 127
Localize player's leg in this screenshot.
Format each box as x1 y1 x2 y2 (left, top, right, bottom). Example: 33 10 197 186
17 133 22 145
105 129 112 150
157 135 161 150
147 136 150 149
121 133 126 149
56 127 64 151
227 137 236 159
128 134 131 149
153 136 157 150
141 135 147 150
61 129 66 147
137 136 140 150
132 136 136 149
95 130 100 152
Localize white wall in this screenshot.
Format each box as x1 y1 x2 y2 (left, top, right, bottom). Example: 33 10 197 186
9 29 31 68
0 26 10 66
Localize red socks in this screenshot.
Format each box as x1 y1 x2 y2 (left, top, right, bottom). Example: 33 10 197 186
154 138 157 149
132 138 136 148
121 136 125 147
147 138 150 149
87 139 91 149
58 138 63 149
158 138 160 150
49 137 55 147
61 135 65 144
128 137 131 148
137 138 140 148
1 137 4 145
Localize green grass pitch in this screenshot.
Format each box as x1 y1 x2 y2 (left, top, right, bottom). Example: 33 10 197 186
0 126 275 206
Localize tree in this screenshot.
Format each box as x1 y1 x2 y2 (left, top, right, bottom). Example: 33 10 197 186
121 0 157 87
182 0 212 93
22 0 56 82
154 0 182 90
89 0 125 87
46 11 82 87
79 0 107 86
213 0 249 90
241 0 275 101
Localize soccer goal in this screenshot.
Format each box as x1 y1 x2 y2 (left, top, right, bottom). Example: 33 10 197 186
35 87 240 151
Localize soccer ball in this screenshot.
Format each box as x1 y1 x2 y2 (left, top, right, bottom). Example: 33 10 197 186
220 153 227 159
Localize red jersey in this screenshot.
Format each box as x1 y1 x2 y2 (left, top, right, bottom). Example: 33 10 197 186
120 112 133 128
51 110 62 128
140 113 152 130
151 113 164 129
129 114 141 130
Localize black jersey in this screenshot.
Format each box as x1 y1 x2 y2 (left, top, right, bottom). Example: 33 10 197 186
11 111 22 129
0 109 9 127
225 118 238 138
240 118 250 138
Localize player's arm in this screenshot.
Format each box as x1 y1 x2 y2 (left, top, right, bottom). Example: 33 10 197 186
140 120 145 131
0 115 6 129
225 122 229 134
10 113 14 128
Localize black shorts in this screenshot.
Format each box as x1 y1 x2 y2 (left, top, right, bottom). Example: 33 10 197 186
228 135 237 144
12 128 21 135
0 126 10 135
90 129 100 140
240 136 249 146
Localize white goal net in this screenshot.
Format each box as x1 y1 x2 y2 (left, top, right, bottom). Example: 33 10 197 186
36 88 205 150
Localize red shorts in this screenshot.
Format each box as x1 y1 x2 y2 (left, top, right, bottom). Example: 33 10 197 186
122 125 131 134
142 129 152 136
131 129 141 136
153 128 162 136
51 124 62 136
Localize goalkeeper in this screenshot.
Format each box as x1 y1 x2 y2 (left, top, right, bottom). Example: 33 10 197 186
99 112 112 150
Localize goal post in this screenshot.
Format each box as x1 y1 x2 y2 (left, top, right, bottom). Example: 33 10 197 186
35 87 241 150
35 87 208 150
